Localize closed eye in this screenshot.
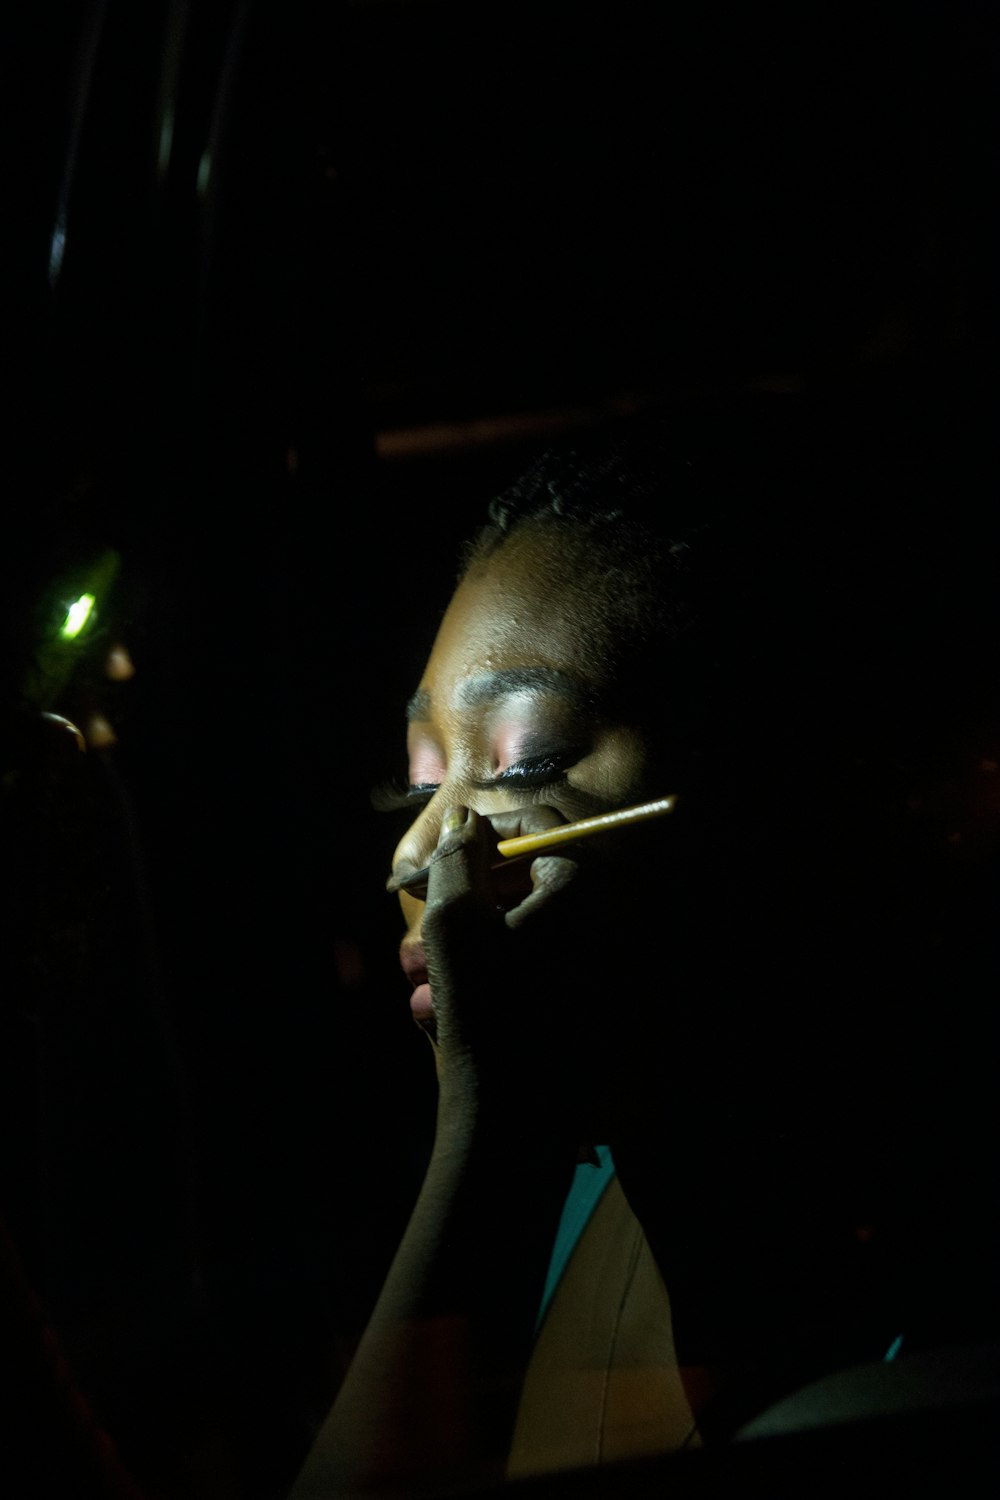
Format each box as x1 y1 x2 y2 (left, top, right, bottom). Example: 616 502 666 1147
469 752 582 792
372 749 584 810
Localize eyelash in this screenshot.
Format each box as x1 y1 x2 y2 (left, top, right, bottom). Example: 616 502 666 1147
469 754 571 791
371 755 574 813
370 780 439 813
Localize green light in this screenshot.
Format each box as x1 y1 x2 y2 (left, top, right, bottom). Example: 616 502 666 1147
60 593 96 640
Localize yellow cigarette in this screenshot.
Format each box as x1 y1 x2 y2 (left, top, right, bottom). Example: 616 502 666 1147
494 795 677 859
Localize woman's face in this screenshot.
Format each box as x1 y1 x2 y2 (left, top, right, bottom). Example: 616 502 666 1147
391 528 655 994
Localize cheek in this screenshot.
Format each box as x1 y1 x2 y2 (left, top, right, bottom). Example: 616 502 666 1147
570 728 650 803
398 889 424 939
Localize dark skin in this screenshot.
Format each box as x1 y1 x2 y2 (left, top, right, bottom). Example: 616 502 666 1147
289 530 681 1496
290 513 1000 1494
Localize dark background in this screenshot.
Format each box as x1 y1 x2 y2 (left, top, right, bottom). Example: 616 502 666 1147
3 3 995 1497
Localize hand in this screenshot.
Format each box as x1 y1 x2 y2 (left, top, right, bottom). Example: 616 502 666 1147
420 803 607 1147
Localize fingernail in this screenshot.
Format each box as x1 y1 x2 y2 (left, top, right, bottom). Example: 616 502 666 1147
440 808 465 840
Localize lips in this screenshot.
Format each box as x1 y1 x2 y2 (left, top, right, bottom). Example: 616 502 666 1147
399 941 434 1027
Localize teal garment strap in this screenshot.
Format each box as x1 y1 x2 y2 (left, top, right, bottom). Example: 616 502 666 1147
535 1145 616 1335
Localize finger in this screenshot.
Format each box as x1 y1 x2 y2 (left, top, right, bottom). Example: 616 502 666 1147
485 804 567 843
425 807 496 913
504 852 579 930
431 806 473 863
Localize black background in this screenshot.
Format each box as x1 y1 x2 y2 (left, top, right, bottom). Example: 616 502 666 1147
3 3 996 1497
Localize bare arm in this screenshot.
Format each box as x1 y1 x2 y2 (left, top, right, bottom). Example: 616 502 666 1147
288 810 586 1498
289 1103 574 1497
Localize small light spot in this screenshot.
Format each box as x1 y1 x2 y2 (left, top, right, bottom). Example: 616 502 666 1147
196 149 212 198
105 644 136 682
60 594 96 640
981 759 998 773
85 713 117 750
48 219 67 288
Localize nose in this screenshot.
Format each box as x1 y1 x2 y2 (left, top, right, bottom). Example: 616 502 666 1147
389 792 451 944
389 794 447 900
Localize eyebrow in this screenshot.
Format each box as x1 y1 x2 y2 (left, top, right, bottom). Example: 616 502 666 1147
406 689 433 722
406 668 587 723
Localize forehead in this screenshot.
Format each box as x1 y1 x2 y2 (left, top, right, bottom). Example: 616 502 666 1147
417 530 611 713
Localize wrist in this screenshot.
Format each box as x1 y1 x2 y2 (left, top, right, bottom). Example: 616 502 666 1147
432 1080 581 1183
